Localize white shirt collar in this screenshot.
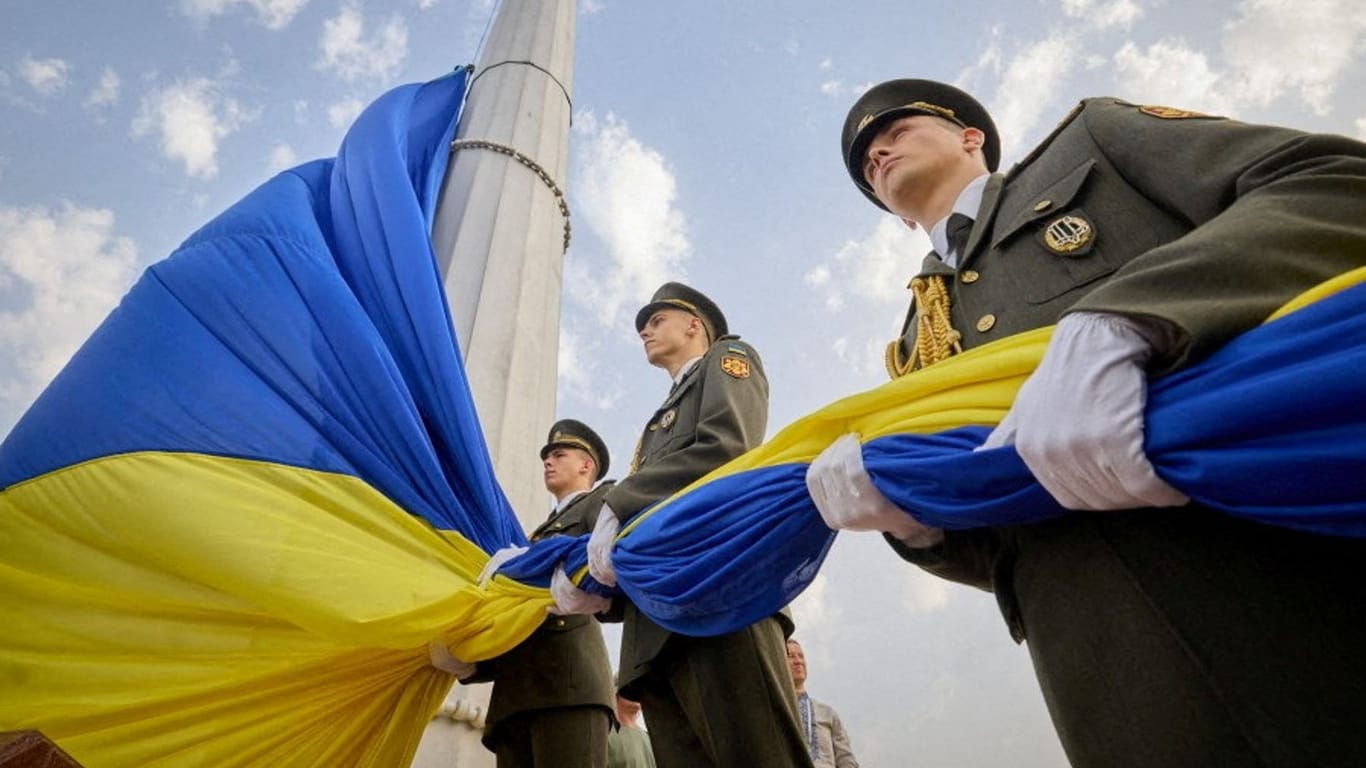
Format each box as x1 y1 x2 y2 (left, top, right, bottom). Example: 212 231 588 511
672 356 703 387
554 488 586 513
928 172 990 268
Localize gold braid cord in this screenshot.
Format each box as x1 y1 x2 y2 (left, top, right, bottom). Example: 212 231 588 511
885 275 962 379
450 138 572 253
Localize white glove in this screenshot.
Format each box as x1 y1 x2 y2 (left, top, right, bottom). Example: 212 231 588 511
549 564 612 616
428 639 476 679
478 545 529 587
806 433 944 548
981 312 1188 510
586 506 620 587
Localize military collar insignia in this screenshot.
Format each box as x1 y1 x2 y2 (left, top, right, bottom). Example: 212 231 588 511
1041 213 1095 256
659 408 678 429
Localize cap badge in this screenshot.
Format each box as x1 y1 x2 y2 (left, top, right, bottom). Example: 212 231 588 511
1043 215 1095 255
721 355 751 379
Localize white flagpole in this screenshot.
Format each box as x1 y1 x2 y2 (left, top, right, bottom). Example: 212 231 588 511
431 0 577 531
415 2 577 764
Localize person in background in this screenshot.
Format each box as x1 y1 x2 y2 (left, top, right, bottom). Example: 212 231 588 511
786 639 859 768
608 694 657 768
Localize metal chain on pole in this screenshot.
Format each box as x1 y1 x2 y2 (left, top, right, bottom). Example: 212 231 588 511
451 138 572 253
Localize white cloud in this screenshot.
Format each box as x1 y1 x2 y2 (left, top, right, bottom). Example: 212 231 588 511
267 143 298 174
1356 115 1366 141
903 569 952 613
809 216 926 313
569 110 690 327
327 97 364 128
20 57 70 95
791 571 830 635
581 0 604 14
558 326 622 411
1221 0 1366 116
1060 0 1143 29
317 5 409 82
819 57 833 70
0 204 140 433
1112 38 1227 113
819 80 843 97
132 78 256 179
989 35 1079 159
419 0 440 8
181 0 310 30
84 67 120 109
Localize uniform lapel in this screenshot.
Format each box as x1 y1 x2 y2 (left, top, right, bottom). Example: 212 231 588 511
958 173 1006 270
660 357 704 410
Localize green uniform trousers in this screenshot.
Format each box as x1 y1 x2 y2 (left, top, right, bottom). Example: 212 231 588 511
491 705 610 768
635 616 813 768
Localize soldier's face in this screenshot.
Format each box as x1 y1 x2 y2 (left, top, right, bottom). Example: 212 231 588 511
543 447 592 496
639 308 701 368
863 115 973 213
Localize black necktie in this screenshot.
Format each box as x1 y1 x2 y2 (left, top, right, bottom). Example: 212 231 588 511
946 212 974 259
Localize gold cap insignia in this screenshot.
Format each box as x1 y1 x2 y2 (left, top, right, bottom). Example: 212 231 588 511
720 355 751 379
1043 215 1095 255
1138 105 1213 120
659 409 678 429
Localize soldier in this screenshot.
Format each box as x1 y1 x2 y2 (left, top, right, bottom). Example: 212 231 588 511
574 282 812 768
807 78 1366 767
461 420 617 768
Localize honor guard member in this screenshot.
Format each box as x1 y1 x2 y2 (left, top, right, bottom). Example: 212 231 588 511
461 420 618 768
570 282 812 768
807 79 1366 767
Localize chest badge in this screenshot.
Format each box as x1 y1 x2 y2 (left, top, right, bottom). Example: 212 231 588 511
1139 105 1214 120
659 408 678 430
720 355 751 379
1042 214 1095 256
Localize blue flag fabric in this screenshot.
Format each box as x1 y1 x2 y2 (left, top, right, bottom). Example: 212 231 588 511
502 274 1366 636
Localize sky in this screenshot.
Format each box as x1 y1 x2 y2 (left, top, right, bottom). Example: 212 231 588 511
3 0 1365 765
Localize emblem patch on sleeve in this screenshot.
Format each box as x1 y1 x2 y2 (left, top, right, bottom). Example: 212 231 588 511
720 355 751 379
1138 105 1216 120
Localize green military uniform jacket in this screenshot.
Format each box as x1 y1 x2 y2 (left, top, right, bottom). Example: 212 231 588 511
465 482 617 749
601 335 775 692
887 98 1366 766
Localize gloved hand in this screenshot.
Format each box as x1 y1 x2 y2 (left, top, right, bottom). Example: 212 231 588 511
428 639 476 679
806 433 944 548
981 312 1188 510
586 507 620 587
549 564 612 616
478 545 529 587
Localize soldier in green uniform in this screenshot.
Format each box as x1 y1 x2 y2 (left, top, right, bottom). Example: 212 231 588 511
461 420 617 768
580 282 812 768
807 79 1366 767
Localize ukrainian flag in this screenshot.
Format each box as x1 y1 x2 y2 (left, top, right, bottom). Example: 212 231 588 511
0 70 551 767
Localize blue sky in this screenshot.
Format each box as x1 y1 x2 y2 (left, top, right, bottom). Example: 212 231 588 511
4 1 1365 765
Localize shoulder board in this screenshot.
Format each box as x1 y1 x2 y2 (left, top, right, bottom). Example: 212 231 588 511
1005 99 1090 180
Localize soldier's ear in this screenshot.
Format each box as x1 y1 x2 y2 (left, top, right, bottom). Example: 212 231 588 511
961 126 985 153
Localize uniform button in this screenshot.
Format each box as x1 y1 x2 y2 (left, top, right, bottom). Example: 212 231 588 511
961 269 980 284
555 618 566 627
976 314 997 332
1033 199 1053 212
